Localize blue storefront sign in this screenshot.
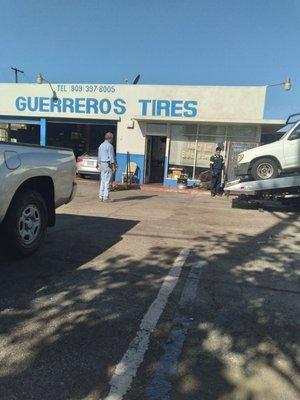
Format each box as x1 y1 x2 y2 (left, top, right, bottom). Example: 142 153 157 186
15 96 198 118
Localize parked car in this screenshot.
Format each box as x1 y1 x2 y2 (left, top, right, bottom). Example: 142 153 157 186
0 142 76 257
236 114 300 180
76 150 99 178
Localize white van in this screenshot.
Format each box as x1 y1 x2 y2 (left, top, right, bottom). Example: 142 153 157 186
236 114 300 180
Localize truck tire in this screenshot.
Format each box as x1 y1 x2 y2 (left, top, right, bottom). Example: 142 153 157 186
251 158 279 180
3 190 48 257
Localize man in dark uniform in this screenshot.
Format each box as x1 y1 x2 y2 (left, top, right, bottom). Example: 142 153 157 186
210 147 225 197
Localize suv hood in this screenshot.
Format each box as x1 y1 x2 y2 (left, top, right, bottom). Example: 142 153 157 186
239 141 281 162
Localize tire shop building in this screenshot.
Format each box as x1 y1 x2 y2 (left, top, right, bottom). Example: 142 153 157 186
0 83 285 185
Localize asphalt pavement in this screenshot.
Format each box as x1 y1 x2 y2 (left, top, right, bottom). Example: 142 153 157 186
0 179 299 400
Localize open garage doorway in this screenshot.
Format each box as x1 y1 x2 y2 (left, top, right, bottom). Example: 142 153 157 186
145 135 166 183
46 120 117 158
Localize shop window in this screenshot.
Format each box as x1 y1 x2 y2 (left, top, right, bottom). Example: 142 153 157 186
227 125 258 141
168 124 198 179
168 124 226 180
199 125 226 137
167 124 258 180
193 128 226 179
147 123 167 134
0 124 8 142
0 123 40 145
194 139 225 179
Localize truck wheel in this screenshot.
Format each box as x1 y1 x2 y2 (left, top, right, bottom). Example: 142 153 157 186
251 158 279 180
3 190 48 257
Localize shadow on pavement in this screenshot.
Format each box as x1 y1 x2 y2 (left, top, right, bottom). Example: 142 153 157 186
1 213 164 400
158 212 299 400
232 196 300 213
0 211 299 400
122 212 300 400
77 175 99 181
112 195 157 203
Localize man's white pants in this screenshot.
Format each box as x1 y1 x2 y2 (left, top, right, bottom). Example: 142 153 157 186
99 164 112 199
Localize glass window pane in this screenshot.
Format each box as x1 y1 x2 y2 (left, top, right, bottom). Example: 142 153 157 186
147 123 167 134
0 123 40 145
0 124 8 142
199 125 226 136
196 126 226 170
227 141 258 181
196 140 218 168
171 124 197 137
289 126 300 140
169 132 196 167
194 127 226 179
227 125 258 140
169 135 195 167
168 124 197 179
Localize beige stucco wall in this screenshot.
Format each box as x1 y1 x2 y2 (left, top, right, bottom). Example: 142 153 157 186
0 83 267 155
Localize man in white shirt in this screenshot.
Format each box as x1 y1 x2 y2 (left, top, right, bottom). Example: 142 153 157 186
97 132 116 202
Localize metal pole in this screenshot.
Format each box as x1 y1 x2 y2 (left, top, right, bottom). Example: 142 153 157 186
192 125 199 180
11 67 24 83
223 125 229 184
126 152 129 186
128 152 131 186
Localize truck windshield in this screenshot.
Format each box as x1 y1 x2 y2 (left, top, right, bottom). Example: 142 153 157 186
279 122 297 140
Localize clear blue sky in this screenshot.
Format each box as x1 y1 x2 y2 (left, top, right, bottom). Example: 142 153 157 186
0 0 299 119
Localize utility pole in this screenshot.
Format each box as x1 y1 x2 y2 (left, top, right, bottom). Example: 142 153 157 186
11 66 24 83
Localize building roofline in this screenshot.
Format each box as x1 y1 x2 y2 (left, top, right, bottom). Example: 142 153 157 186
133 116 285 125
0 82 267 89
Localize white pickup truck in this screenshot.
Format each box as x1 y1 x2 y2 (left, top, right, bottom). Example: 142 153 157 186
236 114 300 180
0 143 76 257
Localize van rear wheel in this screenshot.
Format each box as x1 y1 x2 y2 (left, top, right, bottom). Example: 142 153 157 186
251 158 279 180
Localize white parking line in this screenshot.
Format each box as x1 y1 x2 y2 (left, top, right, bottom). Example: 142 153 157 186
101 248 190 400
146 258 206 400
